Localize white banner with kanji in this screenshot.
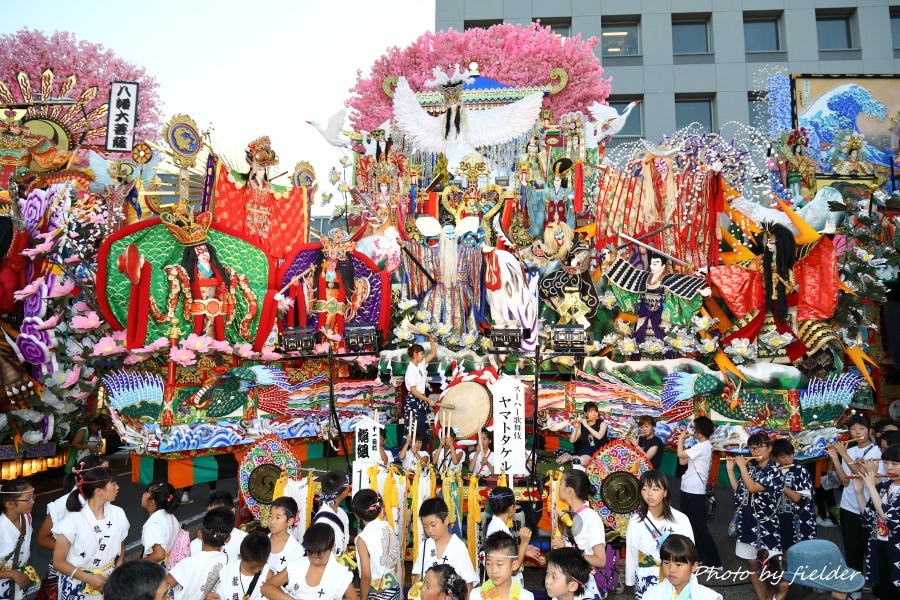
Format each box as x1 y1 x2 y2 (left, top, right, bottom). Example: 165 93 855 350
105 81 139 152
491 375 527 476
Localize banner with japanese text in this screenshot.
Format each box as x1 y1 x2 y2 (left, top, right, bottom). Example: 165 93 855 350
105 81 139 152
491 375 527 475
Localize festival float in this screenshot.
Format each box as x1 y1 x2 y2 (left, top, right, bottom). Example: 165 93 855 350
2 23 900 578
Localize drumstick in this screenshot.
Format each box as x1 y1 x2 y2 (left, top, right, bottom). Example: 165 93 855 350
435 402 456 410
778 464 794 469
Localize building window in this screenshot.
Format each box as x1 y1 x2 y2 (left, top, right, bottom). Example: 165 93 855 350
892 12 900 49
816 15 853 50
536 18 571 38
607 98 643 138
675 99 713 131
550 23 572 37
601 21 640 56
748 94 768 131
464 19 502 31
744 17 780 52
672 19 709 54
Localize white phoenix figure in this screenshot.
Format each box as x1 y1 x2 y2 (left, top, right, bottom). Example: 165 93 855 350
587 99 642 146
392 65 544 173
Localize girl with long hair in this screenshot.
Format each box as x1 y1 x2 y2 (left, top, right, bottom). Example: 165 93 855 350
550 470 606 600
34 456 106 600
625 471 694 600
140 482 182 563
51 466 128 600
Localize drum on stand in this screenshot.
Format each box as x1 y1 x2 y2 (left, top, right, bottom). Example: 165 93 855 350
437 381 492 440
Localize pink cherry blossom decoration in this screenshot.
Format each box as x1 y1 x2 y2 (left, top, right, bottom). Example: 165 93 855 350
71 311 102 331
169 347 197 367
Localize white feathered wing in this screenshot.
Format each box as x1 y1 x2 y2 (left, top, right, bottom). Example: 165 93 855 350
392 76 544 154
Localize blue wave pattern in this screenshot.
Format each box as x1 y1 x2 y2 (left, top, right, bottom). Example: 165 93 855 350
798 83 890 171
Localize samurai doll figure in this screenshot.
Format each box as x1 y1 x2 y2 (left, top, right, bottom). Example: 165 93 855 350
517 134 546 186
213 136 309 260
295 228 370 340
707 222 841 366
538 228 599 328
604 251 711 346
526 159 575 238
147 202 261 342
356 163 404 240
0 109 70 188
400 215 483 336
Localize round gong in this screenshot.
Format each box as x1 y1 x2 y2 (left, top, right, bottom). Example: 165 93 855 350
247 463 283 505
600 470 641 514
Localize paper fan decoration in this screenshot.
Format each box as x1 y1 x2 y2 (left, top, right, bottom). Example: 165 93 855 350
239 434 302 520
584 438 652 535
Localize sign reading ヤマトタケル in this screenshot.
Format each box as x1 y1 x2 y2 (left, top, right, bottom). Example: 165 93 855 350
105 81 139 152
492 376 527 476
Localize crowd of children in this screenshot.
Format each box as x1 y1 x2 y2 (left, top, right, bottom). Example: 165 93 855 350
5 402 900 600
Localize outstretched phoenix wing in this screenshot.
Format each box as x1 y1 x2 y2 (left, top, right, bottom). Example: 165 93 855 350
391 77 447 154
465 92 544 148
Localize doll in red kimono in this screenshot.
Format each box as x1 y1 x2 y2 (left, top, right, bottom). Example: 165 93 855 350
708 221 840 365
213 136 309 261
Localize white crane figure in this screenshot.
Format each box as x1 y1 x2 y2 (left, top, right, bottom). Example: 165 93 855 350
306 108 351 149
588 99 642 146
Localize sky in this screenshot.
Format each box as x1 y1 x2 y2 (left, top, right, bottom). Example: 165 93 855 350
3 0 436 216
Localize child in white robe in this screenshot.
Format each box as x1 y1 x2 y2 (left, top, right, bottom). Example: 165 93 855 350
0 478 39 600
550 470 606 600
140 481 182 564
411 498 478 594
213 530 272 600
544 548 592 600
267 497 303 574
311 471 351 557
469 532 534 600
52 467 129 600
625 471 694 600
189 491 247 563
484 487 534 587
261 523 356 600
641 535 722 600
166 507 233 600
352 490 400 600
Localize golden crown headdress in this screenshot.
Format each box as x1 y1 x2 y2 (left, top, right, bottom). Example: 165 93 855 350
375 163 394 185
161 200 211 246
846 136 864 151
453 153 491 181
322 228 356 259
247 136 277 167
559 111 585 132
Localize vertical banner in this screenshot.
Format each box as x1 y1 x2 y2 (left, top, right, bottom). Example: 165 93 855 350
354 417 381 462
491 375 527 476
105 81 139 152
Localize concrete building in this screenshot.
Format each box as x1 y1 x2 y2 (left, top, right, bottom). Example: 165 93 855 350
435 0 900 146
